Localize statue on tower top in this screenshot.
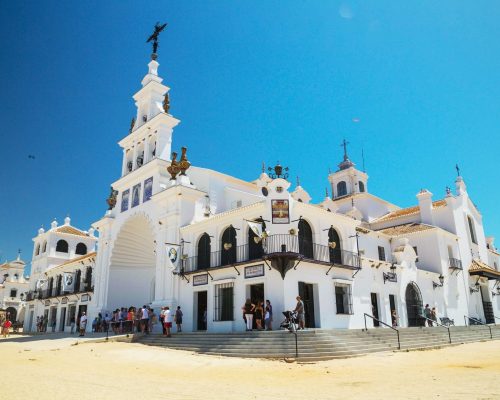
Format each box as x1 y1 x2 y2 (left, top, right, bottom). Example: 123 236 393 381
147 22 168 60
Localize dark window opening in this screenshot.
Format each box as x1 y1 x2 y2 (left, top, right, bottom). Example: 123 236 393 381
197 233 211 270
214 283 234 321
378 246 386 261
75 243 87 255
56 240 69 253
337 181 347 197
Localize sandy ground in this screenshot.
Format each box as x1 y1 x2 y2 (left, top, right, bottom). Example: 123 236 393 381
1 335 499 400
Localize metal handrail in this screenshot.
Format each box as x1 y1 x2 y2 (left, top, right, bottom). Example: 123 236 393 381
464 315 493 339
364 313 400 350
419 314 451 343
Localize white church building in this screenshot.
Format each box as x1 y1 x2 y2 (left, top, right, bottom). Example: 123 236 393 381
24 50 500 334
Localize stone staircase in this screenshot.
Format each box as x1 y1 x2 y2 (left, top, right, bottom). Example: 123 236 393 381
128 325 500 362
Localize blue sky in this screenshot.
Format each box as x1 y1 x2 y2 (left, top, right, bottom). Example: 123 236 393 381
1 1 500 272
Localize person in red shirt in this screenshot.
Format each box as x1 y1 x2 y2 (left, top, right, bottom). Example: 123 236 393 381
3 319 12 338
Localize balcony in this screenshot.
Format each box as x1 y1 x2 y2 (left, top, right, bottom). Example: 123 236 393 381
181 234 360 275
25 285 94 301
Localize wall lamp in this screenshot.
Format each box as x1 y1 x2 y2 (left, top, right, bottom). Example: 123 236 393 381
432 274 444 289
383 263 397 284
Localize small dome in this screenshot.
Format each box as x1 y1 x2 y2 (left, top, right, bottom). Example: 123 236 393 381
51 219 58 229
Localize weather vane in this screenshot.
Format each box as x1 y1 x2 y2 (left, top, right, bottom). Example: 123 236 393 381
147 22 167 59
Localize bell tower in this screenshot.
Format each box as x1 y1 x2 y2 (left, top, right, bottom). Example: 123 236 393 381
119 24 180 177
328 139 368 199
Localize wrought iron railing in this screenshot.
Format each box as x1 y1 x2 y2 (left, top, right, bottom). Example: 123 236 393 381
448 258 463 270
182 234 360 273
464 315 492 339
25 285 94 301
364 313 400 350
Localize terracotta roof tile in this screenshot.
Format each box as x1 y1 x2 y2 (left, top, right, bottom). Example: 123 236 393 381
377 223 435 236
469 259 497 273
373 199 447 223
54 226 88 237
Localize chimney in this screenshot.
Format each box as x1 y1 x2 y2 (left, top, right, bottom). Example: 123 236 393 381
416 189 433 225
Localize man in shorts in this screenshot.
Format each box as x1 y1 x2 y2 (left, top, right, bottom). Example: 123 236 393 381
163 306 173 337
294 296 305 330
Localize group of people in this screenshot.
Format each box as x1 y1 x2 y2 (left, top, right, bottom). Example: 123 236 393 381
159 306 183 337
242 299 274 331
423 304 438 326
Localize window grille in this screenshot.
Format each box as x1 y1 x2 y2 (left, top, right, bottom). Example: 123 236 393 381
335 284 353 314
378 246 386 261
214 282 234 321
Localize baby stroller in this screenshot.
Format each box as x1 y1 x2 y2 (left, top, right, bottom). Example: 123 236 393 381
280 310 298 332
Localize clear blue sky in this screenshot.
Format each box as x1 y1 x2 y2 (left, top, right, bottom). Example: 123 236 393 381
1 1 500 272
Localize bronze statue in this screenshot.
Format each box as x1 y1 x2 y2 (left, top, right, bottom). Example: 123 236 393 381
147 22 167 57
106 187 118 210
179 147 191 175
163 93 170 114
167 152 180 180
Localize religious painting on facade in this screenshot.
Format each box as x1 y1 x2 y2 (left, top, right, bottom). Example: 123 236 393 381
143 177 153 202
121 189 130 212
132 184 141 208
271 199 289 224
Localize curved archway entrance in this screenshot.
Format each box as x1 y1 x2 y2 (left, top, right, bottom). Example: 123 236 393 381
108 215 156 311
405 282 424 327
6 307 17 322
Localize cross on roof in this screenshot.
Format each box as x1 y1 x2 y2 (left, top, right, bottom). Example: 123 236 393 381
341 139 349 160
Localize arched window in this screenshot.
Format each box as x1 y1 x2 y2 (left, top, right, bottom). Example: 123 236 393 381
197 233 211 270
328 227 342 264
298 219 314 259
221 226 237 266
42 241 47 253
467 216 477 245
75 243 87 255
248 218 265 260
358 181 365 193
35 244 40 256
56 240 69 253
337 181 347 197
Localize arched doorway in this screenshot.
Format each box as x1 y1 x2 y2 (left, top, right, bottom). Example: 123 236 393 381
221 226 237 265
108 215 156 311
6 307 17 322
298 219 313 259
328 227 342 264
405 282 424 327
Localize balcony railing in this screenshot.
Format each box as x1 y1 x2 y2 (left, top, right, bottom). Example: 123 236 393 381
182 234 360 273
448 258 463 270
25 285 94 301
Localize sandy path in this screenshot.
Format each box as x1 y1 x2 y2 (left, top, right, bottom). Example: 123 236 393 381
1 336 499 400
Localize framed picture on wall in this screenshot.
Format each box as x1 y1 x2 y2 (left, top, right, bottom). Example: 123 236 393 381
121 189 130 212
132 184 141 208
143 177 153 202
271 199 289 224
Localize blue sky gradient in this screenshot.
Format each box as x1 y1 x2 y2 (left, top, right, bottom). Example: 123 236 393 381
1 1 500 272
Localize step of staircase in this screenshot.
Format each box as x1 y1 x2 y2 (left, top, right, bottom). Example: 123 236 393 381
128 325 500 361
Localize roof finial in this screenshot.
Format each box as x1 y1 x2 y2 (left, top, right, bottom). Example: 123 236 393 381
17 249 21 261
341 138 349 160
262 161 265 173
296 176 300 187
325 187 329 198
455 163 460 177
146 22 167 60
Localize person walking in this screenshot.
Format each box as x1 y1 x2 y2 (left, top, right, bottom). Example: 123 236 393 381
79 312 87 337
265 300 273 330
2 319 12 338
175 306 183 332
294 296 305 330
424 304 432 326
242 299 255 331
160 307 166 335
164 306 173 337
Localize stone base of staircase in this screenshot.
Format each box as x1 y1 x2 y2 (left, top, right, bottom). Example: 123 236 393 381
125 325 500 362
